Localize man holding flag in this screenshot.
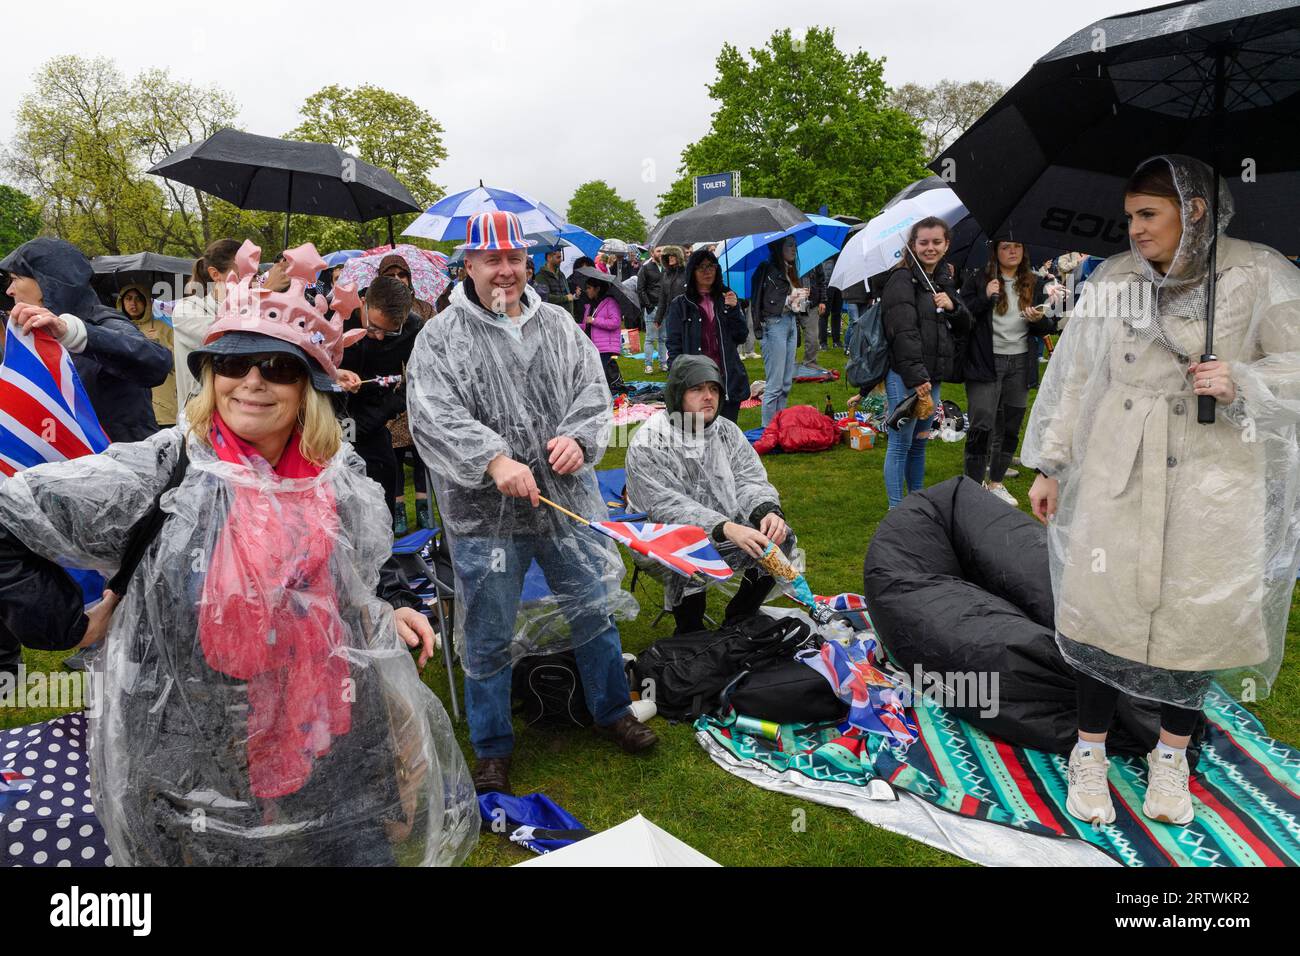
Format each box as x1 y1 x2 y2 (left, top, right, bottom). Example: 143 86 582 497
406 211 656 796
625 355 795 634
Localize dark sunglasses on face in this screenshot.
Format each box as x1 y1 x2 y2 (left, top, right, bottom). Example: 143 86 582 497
210 353 307 384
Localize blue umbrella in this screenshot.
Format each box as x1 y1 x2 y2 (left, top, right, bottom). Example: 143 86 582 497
527 225 605 270
322 249 364 268
402 183 566 242
718 215 849 298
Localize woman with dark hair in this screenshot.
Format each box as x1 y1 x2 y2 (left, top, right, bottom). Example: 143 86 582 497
750 236 805 425
582 275 626 395
879 216 971 508
959 234 1060 505
568 256 595 322
173 238 243 409
663 248 749 422
117 284 178 429
1024 154 1300 828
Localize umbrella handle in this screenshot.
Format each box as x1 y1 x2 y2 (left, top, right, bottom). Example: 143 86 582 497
1197 353 1217 425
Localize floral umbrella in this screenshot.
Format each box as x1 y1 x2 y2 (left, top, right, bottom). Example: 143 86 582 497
336 242 451 304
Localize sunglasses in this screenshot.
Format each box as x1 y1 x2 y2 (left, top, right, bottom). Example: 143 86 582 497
210 353 307 385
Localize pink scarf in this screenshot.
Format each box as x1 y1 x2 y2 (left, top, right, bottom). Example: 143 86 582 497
197 412 352 799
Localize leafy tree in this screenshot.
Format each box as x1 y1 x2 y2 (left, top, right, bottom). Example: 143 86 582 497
890 79 1006 161
566 180 647 241
288 84 447 250
0 184 43 256
655 27 928 221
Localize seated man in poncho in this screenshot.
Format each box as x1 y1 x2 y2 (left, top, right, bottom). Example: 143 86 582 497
625 355 794 633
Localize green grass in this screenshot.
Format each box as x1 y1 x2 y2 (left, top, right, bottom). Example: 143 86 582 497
11 342 1298 867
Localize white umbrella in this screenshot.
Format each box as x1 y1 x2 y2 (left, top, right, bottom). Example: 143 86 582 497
830 185 967 291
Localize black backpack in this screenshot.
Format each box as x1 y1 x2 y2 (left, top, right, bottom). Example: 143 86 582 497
512 651 594 727
631 615 817 721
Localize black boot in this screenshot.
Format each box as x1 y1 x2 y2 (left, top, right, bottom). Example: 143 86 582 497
724 570 773 625
671 592 707 635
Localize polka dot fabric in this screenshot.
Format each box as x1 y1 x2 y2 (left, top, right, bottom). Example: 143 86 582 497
0 714 111 867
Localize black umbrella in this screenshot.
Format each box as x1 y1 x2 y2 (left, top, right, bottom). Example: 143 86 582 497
647 196 807 246
147 129 422 250
935 0 1300 424
574 266 641 326
90 253 196 303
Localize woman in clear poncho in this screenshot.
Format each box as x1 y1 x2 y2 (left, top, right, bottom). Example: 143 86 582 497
1022 155 1300 828
0 243 478 866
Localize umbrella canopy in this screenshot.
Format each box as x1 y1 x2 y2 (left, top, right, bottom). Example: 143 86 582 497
402 184 566 242
599 238 630 256
336 243 451 305
719 215 851 298
932 0 1300 258
574 265 641 325
322 249 364 268
147 129 421 248
647 196 807 247
90 252 195 299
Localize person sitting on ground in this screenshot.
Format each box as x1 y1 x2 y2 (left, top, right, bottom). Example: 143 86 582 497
2 238 172 443
625 355 793 634
334 276 424 534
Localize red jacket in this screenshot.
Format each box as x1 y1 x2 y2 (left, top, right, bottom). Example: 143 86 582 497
753 405 838 455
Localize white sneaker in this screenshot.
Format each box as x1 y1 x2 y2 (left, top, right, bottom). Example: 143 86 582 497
1002 467 1020 479
1143 749 1195 825
644 363 653 375
984 481 1019 507
1066 747 1116 825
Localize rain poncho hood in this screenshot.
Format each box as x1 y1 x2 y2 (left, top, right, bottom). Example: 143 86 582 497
0 424 477 865
405 279 635 678
1021 154 1300 707
664 354 724 420
1 237 106 320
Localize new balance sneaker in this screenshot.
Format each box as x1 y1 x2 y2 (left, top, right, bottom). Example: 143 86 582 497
1142 749 1195 825
984 481 1019 507
1066 746 1116 825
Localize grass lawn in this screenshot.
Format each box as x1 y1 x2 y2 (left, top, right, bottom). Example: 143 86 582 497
9 339 1298 867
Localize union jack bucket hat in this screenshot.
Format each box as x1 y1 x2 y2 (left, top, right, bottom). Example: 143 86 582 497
456 211 536 251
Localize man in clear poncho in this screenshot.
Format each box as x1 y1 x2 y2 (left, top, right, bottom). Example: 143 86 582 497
1022 155 1300 828
0 242 478 866
405 212 657 797
625 355 793 633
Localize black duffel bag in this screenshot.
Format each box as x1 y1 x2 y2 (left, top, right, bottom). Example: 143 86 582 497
727 656 845 724
632 615 820 721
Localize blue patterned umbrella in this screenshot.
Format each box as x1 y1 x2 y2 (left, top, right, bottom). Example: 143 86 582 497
402 184 566 242
718 215 849 298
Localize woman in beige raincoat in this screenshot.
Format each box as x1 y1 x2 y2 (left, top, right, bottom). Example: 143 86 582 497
116 283 177 427
1024 155 1300 829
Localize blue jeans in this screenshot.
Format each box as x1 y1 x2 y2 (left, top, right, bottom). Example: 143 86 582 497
883 370 940 509
842 303 860 351
761 312 798 426
644 308 665 364
453 535 632 758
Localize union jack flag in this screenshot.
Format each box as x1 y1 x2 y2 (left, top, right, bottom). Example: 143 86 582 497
590 520 733 581
799 637 918 748
812 592 874 633
0 316 109 477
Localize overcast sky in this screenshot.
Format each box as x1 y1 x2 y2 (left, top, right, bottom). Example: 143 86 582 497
1 0 1156 224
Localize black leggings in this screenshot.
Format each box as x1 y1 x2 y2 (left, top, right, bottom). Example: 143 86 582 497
393 444 428 496
672 568 772 634
1075 670 1200 737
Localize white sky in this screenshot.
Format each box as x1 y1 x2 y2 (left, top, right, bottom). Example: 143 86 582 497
0 0 1155 223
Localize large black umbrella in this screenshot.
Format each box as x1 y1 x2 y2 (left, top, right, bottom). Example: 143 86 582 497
574 266 642 326
647 196 806 247
90 253 195 303
935 0 1300 423
148 129 422 249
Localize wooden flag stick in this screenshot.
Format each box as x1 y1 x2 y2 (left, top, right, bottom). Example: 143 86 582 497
537 495 592 526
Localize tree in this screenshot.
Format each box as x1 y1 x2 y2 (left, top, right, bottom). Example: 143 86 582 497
656 27 928 222
288 84 447 250
0 184 43 256
889 79 1006 161
566 180 647 241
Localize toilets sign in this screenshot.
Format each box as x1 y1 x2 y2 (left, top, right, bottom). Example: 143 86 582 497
693 171 740 205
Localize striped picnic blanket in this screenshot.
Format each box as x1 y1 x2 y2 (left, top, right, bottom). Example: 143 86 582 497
697 683 1300 866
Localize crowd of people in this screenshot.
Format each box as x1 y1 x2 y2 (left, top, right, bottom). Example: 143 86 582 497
0 148 1297 863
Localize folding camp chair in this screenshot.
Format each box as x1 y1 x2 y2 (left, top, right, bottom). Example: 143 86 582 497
389 525 461 721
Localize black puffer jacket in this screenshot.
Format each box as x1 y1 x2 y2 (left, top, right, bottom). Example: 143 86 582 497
656 247 688 318
881 261 972 388
0 238 172 442
959 271 1057 389
336 311 425 437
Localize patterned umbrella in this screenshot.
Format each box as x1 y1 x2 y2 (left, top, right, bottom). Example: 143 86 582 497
402 184 566 242
336 243 451 303
719 215 849 298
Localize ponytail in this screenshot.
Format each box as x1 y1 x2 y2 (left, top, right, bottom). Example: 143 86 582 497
191 238 242 293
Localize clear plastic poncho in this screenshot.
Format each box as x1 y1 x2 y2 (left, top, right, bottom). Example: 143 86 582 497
0 426 478 866
624 395 792 610
1022 154 1300 708
405 282 636 680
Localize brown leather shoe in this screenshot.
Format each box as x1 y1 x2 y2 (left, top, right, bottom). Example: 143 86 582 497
594 713 658 754
472 756 513 795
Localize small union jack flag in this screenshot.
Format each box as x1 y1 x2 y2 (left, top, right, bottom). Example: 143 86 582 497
590 520 733 581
